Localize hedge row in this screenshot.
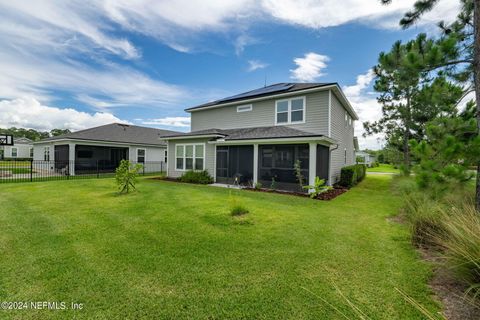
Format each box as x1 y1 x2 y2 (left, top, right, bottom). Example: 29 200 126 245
339 164 366 188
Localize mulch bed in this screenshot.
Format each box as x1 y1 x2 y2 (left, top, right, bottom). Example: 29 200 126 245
148 177 348 200
244 186 348 201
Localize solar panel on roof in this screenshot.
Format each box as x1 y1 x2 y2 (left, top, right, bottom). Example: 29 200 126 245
217 83 294 103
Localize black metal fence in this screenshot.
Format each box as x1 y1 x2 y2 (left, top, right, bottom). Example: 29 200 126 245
0 160 166 184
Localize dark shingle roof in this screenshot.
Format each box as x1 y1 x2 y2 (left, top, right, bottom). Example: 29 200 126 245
39 123 179 146
161 125 327 141
186 82 335 111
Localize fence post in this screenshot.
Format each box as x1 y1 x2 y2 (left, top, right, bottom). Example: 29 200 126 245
96 160 99 178
30 159 33 182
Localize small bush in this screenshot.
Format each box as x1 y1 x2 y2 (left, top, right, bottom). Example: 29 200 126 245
115 160 142 193
339 164 366 188
254 182 262 190
303 176 332 199
179 170 213 184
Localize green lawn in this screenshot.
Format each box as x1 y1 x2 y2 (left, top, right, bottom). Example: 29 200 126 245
0 161 30 168
0 176 438 319
367 163 400 173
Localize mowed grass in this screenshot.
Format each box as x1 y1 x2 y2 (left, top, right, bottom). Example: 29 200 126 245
0 176 438 319
367 163 400 173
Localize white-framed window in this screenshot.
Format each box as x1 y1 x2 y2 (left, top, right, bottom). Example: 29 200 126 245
30 147 34 158
237 104 252 113
175 143 205 171
137 148 146 163
345 112 348 126
164 150 168 163
275 96 306 125
44 147 50 161
11 147 17 158
344 148 347 164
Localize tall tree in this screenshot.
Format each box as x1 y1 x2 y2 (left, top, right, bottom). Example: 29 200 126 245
382 0 480 207
364 36 434 173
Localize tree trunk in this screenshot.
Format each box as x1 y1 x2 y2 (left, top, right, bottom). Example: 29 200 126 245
474 0 480 211
404 96 412 175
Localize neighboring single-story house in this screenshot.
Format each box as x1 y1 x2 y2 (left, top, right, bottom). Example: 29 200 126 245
0 137 34 159
356 151 376 167
33 123 178 175
160 82 359 191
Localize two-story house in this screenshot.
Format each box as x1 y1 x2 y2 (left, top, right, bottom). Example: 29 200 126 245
162 83 358 191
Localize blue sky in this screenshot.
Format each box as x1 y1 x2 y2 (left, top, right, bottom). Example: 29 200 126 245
0 0 460 149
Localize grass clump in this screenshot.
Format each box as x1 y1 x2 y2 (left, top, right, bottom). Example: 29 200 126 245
229 190 249 216
437 204 480 298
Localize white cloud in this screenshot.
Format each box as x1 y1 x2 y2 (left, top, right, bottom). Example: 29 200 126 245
247 60 268 72
0 98 125 131
141 117 191 128
290 53 329 82
343 69 384 150
261 0 460 30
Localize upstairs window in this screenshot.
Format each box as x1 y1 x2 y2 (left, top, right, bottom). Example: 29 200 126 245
237 104 252 112
137 149 146 163
275 97 305 125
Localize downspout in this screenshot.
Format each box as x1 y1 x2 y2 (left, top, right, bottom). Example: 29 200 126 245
328 144 339 186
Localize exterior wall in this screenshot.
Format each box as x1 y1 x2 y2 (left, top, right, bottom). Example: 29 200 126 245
167 138 215 178
33 142 55 161
330 93 355 183
2 143 33 159
191 90 329 135
128 146 166 163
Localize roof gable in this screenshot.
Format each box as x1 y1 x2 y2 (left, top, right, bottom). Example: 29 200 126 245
38 123 180 146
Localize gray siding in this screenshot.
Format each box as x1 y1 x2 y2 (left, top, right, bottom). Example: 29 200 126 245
330 93 355 183
167 138 215 178
191 91 329 135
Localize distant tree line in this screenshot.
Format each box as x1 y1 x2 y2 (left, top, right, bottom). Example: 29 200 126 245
0 127 71 141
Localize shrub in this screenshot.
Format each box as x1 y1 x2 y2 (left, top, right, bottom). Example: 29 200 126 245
437 204 480 298
339 164 366 188
303 177 332 199
254 182 262 190
179 170 213 184
270 177 276 190
115 160 142 194
293 160 304 189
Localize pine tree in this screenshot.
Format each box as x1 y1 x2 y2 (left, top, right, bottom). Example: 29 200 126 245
381 0 480 209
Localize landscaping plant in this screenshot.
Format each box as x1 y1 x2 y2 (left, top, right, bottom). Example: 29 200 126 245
115 159 142 194
437 204 480 298
303 176 332 199
293 160 304 189
179 170 213 184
